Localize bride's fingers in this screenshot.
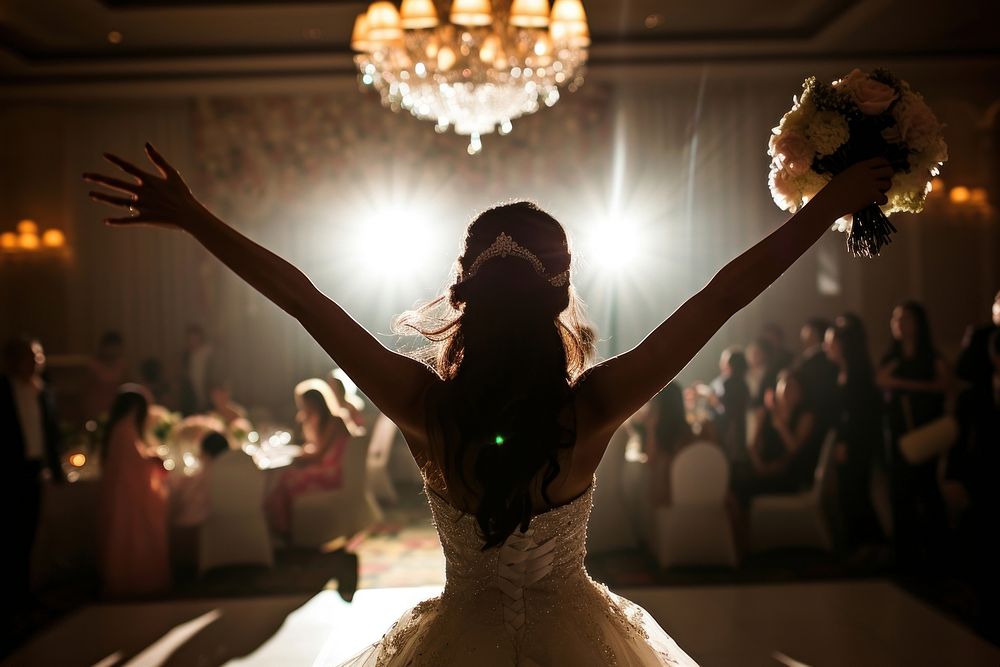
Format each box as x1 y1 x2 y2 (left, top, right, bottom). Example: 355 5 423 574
144 143 179 180
83 173 139 194
89 190 135 207
103 153 155 182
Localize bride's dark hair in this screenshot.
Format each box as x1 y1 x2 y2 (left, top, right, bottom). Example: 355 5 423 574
394 201 596 548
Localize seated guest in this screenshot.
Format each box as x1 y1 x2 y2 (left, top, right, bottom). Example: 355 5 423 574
169 431 230 573
644 383 698 506
98 385 170 597
208 380 247 426
327 369 367 433
825 315 885 550
733 369 823 505
265 379 362 535
1 337 63 632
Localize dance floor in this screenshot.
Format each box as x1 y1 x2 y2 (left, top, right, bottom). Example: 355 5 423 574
8 580 999 666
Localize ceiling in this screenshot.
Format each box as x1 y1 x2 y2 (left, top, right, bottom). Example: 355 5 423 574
1 0 998 90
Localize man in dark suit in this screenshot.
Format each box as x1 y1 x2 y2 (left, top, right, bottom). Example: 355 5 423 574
1 337 64 639
797 317 839 433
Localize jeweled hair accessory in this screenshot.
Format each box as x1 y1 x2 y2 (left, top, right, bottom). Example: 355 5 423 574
461 233 569 287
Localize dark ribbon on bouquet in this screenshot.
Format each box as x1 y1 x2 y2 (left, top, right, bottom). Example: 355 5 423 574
813 112 910 258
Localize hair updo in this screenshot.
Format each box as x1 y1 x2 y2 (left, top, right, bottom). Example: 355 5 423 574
394 201 596 548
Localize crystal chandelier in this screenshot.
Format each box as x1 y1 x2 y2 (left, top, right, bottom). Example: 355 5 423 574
351 0 590 154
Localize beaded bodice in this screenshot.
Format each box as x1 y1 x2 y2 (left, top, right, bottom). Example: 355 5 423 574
426 481 594 642
354 477 694 666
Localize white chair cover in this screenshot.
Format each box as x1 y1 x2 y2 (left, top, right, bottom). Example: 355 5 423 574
654 441 739 568
587 427 638 554
366 414 399 505
291 437 384 548
748 429 837 553
199 450 273 574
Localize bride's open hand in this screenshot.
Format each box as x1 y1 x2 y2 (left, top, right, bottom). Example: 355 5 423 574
83 143 205 230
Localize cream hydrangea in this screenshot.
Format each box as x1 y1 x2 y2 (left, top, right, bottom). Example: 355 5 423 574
805 110 850 157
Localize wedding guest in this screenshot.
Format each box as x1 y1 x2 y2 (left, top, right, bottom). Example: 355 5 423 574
643 383 698 506
265 379 362 535
179 324 214 415
877 300 950 573
797 317 840 431
86 330 128 419
761 322 794 373
951 290 1000 485
705 346 751 462
209 379 247 426
327 369 367 432
98 385 170 597
140 357 172 407
169 431 230 574
746 337 779 407
733 369 823 505
825 315 885 551
0 337 64 630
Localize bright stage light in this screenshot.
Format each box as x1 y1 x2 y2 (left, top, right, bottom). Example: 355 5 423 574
352 203 439 282
585 220 641 274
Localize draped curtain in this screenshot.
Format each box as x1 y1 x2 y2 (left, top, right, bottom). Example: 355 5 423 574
2 68 996 418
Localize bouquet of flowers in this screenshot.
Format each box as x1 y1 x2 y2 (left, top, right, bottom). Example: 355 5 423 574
768 68 948 257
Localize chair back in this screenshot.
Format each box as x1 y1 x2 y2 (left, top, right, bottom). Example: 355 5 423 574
670 441 729 505
340 436 372 497
208 450 265 515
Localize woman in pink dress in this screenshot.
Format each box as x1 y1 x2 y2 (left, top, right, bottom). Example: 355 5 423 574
98 384 170 597
266 378 362 535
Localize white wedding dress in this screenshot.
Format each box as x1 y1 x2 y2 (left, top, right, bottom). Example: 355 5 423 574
330 476 698 666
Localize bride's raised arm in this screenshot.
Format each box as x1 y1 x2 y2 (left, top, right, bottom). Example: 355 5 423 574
84 144 438 434
574 158 892 451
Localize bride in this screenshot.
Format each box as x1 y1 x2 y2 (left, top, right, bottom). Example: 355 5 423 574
85 145 890 665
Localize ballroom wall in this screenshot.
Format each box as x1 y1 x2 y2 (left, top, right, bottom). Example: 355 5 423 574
2 59 998 419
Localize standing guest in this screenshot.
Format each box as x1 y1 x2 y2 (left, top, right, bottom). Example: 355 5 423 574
0 337 64 635
98 385 170 597
265 379 362 535
951 290 1000 486
877 300 950 573
140 357 172 407
208 380 247 426
733 369 823 505
643 383 698 506
825 315 885 551
704 346 751 463
797 317 840 432
86 330 128 419
746 338 778 407
179 324 214 415
761 322 794 373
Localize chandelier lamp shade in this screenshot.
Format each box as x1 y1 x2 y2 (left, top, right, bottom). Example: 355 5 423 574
351 0 590 154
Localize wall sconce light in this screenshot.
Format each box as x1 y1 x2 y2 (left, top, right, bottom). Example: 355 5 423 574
1 219 70 257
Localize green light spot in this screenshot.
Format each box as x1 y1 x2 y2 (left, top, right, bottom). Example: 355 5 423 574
495 435 505 446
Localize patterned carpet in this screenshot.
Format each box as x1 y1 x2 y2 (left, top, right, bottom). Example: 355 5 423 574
355 485 445 589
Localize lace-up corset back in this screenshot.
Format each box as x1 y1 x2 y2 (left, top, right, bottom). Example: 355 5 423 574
425 480 594 642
